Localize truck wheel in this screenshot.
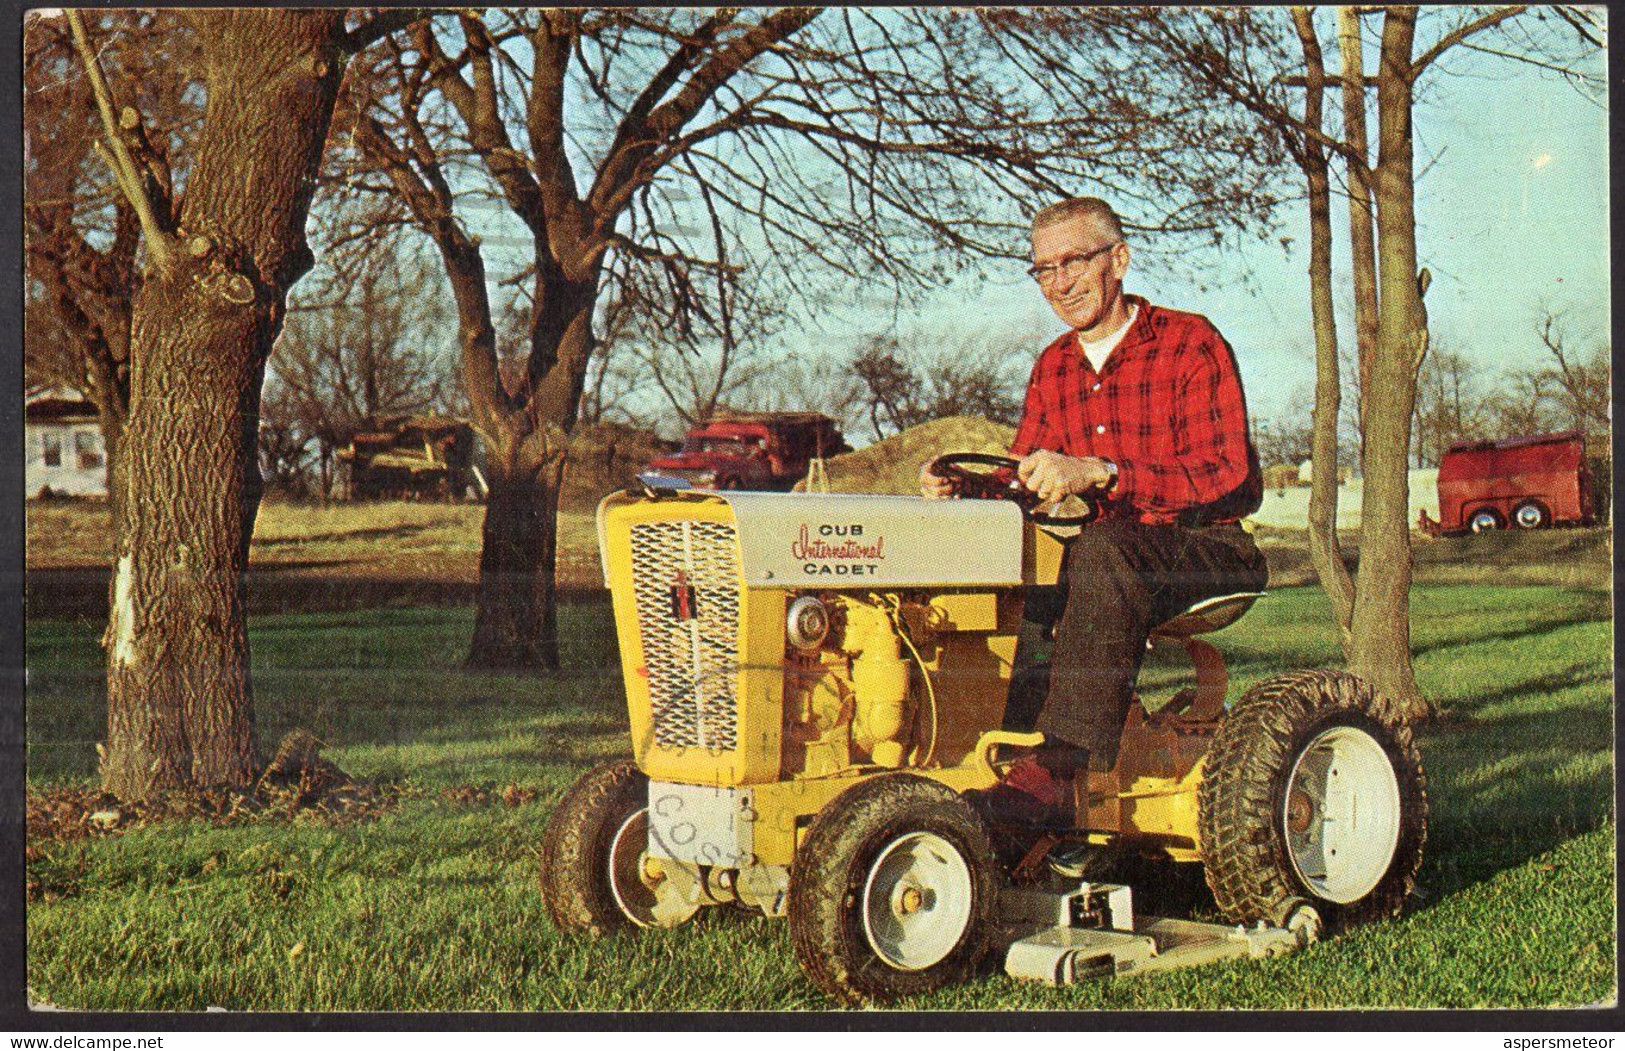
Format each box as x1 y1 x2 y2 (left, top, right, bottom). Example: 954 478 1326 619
788 774 998 1005
1469 509 1503 533
1512 501 1548 529
1199 671 1426 932
539 760 666 935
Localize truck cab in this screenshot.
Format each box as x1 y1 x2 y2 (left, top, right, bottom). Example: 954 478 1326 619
645 412 849 491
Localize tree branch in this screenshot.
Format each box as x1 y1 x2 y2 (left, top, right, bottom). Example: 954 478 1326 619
587 7 819 223
342 8 428 54
66 10 174 273
1411 5 1528 79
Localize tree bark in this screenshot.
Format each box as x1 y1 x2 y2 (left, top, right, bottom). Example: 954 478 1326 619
101 10 349 800
1348 6 1427 718
1292 8 1356 655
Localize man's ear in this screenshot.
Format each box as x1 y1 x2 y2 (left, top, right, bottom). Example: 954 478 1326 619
1110 241 1131 281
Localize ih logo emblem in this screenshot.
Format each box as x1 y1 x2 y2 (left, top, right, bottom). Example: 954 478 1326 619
670 570 698 621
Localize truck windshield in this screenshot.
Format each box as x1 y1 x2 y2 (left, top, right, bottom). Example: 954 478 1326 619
705 438 755 456
683 435 760 457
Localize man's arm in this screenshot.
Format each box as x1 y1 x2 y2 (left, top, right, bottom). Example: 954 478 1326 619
1113 327 1254 513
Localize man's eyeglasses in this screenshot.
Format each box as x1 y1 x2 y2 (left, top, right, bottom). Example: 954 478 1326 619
1026 241 1121 286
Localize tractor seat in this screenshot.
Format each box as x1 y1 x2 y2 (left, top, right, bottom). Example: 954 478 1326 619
1149 592 1263 639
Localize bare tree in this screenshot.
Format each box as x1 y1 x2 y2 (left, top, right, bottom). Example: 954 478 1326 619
851 333 1024 442
1411 344 1488 467
61 9 422 801
1084 5 1600 716
338 9 1287 670
268 246 456 499
1254 413 1316 471
23 11 202 513
737 353 869 442
1534 310 1609 435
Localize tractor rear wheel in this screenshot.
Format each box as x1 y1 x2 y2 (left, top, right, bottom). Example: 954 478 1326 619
540 760 674 936
1199 670 1426 933
788 774 998 1005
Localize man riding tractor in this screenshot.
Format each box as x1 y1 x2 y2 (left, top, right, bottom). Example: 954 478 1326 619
919 195 1267 858
540 198 1426 1005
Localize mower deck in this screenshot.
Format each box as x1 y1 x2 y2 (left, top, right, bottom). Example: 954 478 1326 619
1000 881 1310 986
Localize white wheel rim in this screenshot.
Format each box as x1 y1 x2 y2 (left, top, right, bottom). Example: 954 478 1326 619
1282 725 1402 904
860 831 975 971
1515 504 1544 528
608 809 659 927
1470 511 1498 533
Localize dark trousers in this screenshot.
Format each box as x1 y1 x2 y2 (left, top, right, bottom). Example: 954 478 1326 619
1003 518 1268 768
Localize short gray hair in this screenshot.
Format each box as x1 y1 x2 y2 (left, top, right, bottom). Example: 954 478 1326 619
1032 197 1125 241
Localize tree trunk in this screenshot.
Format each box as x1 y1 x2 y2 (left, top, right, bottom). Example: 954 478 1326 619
101 11 348 800
1292 7 1356 654
465 262 599 672
1348 7 1427 718
467 454 566 670
1339 7 1380 439
96 399 125 525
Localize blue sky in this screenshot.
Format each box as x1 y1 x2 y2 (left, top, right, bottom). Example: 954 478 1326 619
793 24 1609 428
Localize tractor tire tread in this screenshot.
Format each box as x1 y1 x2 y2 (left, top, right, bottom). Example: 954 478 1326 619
1198 670 1428 931
539 759 648 937
788 774 998 1006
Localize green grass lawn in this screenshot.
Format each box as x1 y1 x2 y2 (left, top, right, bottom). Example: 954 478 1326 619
25 582 1615 1011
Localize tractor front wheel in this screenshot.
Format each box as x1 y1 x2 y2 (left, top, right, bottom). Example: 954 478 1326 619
1199 671 1427 933
788 774 998 1006
540 760 676 936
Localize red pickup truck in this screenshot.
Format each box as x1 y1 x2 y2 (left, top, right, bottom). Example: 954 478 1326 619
1418 430 1596 535
644 412 850 492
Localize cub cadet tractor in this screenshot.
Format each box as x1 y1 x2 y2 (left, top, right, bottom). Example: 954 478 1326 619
540 455 1427 1005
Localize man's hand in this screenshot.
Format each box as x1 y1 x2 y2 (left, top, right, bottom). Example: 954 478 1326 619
1017 450 1115 505
919 459 959 499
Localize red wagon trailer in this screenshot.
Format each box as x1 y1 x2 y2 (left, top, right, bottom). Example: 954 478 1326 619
1418 430 1596 536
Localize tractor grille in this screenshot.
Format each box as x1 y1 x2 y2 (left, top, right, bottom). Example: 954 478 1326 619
628 520 743 752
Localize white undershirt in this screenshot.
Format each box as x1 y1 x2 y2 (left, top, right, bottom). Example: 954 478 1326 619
1078 304 1138 374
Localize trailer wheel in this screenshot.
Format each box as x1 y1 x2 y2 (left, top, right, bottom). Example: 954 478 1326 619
1199 671 1426 932
1469 509 1503 533
1512 501 1548 530
789 774 998 1005
540 760 674 935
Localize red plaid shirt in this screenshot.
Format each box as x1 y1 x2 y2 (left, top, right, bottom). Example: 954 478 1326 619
1009 296 1262 526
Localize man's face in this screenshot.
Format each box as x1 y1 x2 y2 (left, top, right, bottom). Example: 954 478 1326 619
1030 216 1129 334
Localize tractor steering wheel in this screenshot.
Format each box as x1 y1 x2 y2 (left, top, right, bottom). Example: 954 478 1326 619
927 452 1100 528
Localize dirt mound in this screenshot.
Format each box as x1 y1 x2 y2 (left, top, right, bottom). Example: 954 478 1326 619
795 416 1016 495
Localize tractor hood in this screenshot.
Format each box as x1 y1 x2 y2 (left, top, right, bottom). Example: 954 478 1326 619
598 489 1025 588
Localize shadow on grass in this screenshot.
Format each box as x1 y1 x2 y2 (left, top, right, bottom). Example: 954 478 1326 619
1445 662 1612 713
1410 592 1612 659
1413 665 1613 905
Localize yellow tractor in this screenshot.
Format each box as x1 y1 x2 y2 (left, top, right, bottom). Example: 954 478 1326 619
540 455 1427 1004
